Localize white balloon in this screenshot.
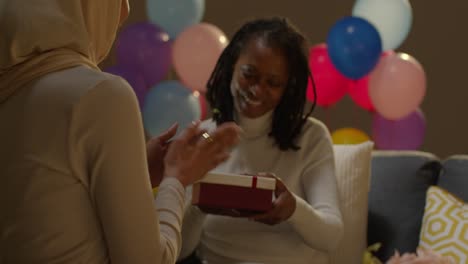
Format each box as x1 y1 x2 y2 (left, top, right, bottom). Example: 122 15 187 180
352 0 412 50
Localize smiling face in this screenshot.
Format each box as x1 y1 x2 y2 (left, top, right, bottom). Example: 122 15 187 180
230 37 289 118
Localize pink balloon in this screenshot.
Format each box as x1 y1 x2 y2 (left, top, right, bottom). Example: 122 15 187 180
348 51 394 112
172 23 228 93
307 43 348 108
369 52 426 120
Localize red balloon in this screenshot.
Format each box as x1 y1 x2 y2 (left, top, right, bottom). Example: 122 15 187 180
307 44 348 107
347 51 393 112
348 77 375 112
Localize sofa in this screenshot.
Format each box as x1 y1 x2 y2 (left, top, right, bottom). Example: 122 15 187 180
298 144 468 264
366 151 468 262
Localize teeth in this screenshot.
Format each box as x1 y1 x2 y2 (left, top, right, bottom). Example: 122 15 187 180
239 89 261 106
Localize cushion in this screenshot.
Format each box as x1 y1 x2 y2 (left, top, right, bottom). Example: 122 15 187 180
438 155 468 202
419 186 468 263
367 151 441 261
329 141 374 264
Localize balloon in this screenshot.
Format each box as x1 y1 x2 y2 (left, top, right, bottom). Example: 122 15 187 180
143 81 201 137
104 65 147 108
147 0 205 38
115 22 172 87
348 77 374 112
327 16 382 79
372 109 426 150
353 0 412 51
332 128 371 145
369 52 426 120
306 44 348 107
172 23 228 92
347 51 394 111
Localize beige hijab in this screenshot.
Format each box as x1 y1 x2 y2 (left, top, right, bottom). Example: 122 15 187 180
0 0 126 103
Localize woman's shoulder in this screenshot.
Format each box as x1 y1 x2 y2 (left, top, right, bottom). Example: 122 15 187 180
301 116 330 138
68 66 132 97
27 65 135 112
296 116 333 151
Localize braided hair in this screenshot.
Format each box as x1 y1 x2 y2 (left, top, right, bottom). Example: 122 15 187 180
206 17 317 151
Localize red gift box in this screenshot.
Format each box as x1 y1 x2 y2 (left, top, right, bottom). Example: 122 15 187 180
192 172 276 216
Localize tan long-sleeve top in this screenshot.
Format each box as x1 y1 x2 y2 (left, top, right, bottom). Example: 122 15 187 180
0 66 185 264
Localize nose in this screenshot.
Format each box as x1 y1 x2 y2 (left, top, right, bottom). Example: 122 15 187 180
247 79 268 97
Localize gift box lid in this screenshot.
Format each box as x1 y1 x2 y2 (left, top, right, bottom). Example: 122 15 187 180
197 172 276 190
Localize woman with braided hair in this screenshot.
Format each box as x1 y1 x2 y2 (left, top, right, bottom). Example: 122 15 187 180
179 17 343 264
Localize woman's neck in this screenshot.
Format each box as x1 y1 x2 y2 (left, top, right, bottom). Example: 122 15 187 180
235 110 273 139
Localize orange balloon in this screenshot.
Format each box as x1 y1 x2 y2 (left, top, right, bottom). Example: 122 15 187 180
332 128 370 145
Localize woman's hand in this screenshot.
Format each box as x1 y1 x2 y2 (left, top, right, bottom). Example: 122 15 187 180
164 121 241 187
146 123 178 188
250 173 296 225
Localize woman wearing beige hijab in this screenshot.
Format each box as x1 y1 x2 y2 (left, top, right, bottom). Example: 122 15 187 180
0 0 240 263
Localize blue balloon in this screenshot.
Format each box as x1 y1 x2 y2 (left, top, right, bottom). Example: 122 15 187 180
327 16 382 80
146 0 205 38
353 0 412 51
143 81 201 137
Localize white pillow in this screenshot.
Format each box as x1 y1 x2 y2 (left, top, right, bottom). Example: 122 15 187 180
329 141 374 264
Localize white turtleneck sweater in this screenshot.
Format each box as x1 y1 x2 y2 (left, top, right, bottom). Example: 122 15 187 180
179 111 343 264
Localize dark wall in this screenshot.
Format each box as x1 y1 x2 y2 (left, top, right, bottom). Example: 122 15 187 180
105 0 468 158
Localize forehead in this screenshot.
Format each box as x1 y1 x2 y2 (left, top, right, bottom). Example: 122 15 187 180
236 38 288 74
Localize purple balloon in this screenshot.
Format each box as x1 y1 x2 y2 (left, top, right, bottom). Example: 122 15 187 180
105 65 148 108
115 22 172 87
372 109 426 150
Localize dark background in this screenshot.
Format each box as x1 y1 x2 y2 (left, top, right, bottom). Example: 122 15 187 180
103 0 468 158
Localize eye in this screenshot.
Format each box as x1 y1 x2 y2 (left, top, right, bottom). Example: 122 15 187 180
242 71 252 78
267 79 285 89
241 70 256 81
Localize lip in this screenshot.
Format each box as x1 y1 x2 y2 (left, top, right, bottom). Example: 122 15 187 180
238 89 261 106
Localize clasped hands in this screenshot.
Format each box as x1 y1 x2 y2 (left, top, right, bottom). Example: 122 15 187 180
146 121 241 188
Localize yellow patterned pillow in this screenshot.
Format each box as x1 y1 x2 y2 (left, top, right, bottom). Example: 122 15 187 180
419 186 468 263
